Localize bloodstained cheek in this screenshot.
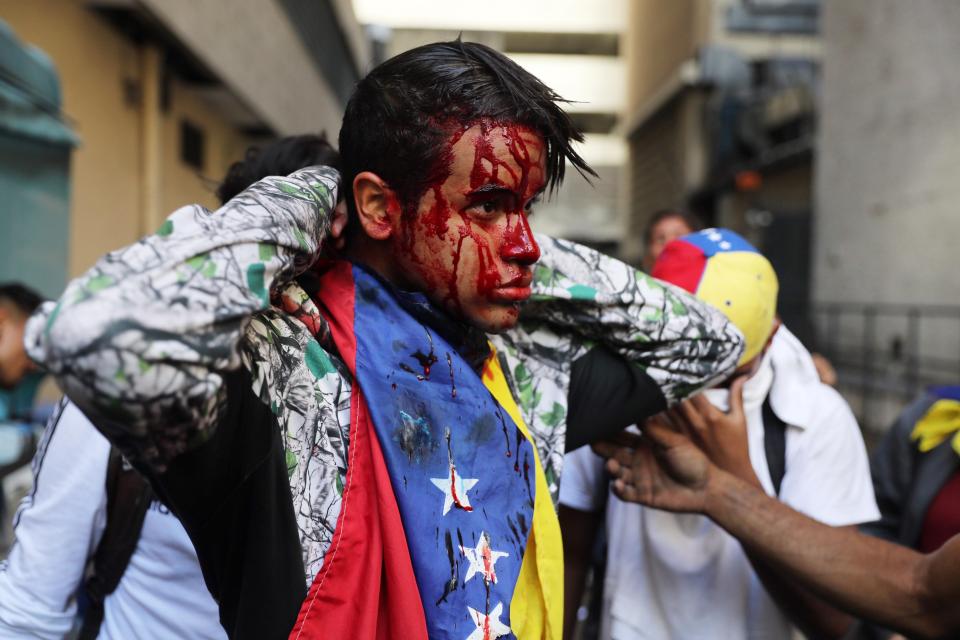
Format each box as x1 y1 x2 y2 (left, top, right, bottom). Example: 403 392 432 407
472 230 500 298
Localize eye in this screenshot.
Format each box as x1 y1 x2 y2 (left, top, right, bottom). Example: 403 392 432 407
467 197 507 218
524 195 542 215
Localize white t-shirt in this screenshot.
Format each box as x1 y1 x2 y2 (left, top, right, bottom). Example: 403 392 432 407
0 401 226 639
560 326 880 640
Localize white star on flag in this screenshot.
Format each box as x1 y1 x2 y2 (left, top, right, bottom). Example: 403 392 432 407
466 601 511 640
461 532 509 584
430 464 478 515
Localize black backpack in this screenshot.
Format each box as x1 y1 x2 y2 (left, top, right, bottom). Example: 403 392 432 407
77 448 154 639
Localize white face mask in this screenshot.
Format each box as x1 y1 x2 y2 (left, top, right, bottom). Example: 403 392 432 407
701 355 775 414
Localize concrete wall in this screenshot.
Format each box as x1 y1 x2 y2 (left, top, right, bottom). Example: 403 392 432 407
0 0 256 277
625 0 709 114
814 0 960 307
140 0 346 137
159 78 254 215
1 0 142 277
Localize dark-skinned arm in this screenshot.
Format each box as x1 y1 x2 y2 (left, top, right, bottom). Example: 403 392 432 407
705 471 960 639
598 421 960 640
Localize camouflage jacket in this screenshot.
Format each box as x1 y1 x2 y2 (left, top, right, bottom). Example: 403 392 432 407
25 166 742 583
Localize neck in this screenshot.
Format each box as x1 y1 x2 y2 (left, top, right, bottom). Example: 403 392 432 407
344 235 410 290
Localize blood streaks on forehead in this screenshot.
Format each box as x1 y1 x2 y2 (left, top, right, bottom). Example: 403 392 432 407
458 120 545 199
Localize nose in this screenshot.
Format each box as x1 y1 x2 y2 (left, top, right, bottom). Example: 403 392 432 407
501 212 540 265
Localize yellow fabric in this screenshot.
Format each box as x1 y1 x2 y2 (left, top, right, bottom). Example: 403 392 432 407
696 252 778 365
910 399 960 455
482 347 563 640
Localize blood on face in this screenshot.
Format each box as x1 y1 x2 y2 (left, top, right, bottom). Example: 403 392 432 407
391 120 546 332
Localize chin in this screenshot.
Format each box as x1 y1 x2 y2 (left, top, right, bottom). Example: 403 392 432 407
466 306 522 334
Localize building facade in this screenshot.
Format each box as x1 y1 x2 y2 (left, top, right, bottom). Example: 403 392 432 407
811 0 960 432
0 0 367 294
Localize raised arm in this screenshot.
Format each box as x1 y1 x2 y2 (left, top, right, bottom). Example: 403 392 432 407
524 235 744 406
24 167 339 471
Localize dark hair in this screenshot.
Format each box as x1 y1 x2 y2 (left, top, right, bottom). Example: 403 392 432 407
338 40 596 217
643 209 704 246
217 133 341 204
0 283 44 317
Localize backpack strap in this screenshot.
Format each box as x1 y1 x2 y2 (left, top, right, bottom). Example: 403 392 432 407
761 396 788 496
78 448 154 639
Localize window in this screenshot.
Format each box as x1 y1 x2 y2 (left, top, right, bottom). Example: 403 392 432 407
180 119 205 170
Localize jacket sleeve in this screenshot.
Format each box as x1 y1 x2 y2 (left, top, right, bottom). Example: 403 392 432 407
522 234 744 405
0 401 110 639
23 167 339 472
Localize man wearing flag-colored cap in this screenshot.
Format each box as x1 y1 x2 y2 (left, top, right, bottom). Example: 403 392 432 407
23 43 744 639
561 228 878 640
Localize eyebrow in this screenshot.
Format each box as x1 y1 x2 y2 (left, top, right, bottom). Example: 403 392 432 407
467 184 546 201
467 184 519 198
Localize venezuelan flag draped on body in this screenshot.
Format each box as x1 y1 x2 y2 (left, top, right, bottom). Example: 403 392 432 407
287 260 562 639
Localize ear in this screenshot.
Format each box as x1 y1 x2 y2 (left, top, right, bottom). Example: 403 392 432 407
352 172 398 241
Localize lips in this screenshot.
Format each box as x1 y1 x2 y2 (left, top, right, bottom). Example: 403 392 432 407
490 273 533 302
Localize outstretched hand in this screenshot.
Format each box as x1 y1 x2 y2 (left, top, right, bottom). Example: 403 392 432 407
592 417 716 513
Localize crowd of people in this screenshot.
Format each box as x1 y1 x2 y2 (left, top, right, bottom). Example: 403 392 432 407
0 39 958 640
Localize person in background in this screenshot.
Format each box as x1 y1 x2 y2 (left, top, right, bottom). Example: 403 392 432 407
561 229 878 640
640 209 702 273
641 211 837 386
0 284 45 547
854 384 960 639
0 134 338 639
0 284 44 420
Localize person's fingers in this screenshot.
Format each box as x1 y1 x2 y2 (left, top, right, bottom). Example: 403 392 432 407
643 418 689 449
612 479 641 503
605 456 634 485
728 375 747 421
592 440 618 459
678 400 711 435
604 457 621 476
689 393 722 422
665 408 693 437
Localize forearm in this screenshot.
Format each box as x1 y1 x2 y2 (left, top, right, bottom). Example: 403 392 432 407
25 167 339 470
746 550 853 639
722 466 853 638
526 235 744 405
706 470 957 638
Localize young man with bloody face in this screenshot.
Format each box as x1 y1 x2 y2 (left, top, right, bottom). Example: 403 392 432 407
350 122 545 333
25 42 742 639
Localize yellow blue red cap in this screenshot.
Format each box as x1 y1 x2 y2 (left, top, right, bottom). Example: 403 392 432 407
652 228 778 365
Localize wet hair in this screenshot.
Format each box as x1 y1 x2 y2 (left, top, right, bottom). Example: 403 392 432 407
0 283 44 318
217 133 341 204
643 209 704 247
338 40 596 217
